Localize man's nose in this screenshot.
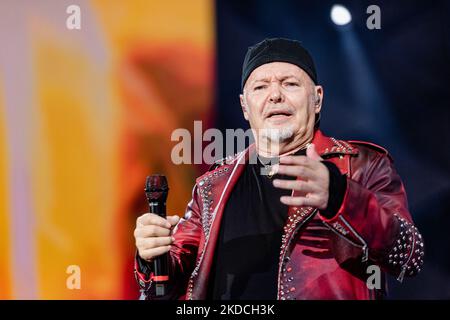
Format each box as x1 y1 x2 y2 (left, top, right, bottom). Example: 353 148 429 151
268 83 283 103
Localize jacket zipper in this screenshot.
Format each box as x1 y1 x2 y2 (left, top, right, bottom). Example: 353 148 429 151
322 215 369 263
397 230 416 282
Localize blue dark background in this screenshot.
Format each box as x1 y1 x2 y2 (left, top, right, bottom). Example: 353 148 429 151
214 0 450 299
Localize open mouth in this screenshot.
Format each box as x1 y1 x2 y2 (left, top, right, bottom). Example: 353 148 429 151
266 110 293 120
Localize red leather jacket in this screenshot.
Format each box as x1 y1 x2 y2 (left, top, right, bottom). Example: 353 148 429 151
135 130 424 300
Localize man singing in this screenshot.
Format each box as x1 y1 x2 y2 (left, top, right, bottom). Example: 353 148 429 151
133 38 424 300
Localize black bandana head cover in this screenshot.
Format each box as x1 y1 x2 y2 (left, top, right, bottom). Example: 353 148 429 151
241 38 318 91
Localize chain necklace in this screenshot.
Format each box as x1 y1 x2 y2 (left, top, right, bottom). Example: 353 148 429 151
257 155 278 179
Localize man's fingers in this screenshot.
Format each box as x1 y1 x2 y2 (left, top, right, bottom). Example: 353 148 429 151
306 143 323 161
135 225 171 238
272 179 318 193
275 165 315 180
139 245 171 262
279 155 314 167
279 195 320 207
167 215 181 226
138 236 174 250
137 213 171 228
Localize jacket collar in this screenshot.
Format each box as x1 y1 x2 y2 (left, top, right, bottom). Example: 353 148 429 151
206 129 358 176
312 129 358 157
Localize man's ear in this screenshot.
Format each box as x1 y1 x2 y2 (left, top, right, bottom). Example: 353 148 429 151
240 94 249 121
314 86 324 114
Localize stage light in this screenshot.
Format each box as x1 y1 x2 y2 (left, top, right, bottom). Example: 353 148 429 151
330 4 352 26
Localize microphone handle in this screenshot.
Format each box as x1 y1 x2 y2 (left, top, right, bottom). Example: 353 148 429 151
148 200 169 296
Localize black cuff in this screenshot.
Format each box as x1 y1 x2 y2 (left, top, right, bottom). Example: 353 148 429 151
320 161 347 219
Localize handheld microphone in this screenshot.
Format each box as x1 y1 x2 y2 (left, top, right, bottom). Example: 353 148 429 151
144 174 170 296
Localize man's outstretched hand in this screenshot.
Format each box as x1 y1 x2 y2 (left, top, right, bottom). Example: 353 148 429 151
272 143 329 210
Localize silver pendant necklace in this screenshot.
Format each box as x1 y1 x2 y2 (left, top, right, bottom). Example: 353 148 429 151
257 155 278 178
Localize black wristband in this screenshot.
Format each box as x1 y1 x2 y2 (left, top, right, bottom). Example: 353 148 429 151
320 161 347 219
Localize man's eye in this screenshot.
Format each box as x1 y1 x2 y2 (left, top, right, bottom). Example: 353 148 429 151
285 82 299 87
254 85 266 91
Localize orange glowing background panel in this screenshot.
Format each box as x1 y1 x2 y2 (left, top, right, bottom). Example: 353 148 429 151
0 0 214 299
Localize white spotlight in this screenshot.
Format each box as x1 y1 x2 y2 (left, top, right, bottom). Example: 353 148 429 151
330 4 352 26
